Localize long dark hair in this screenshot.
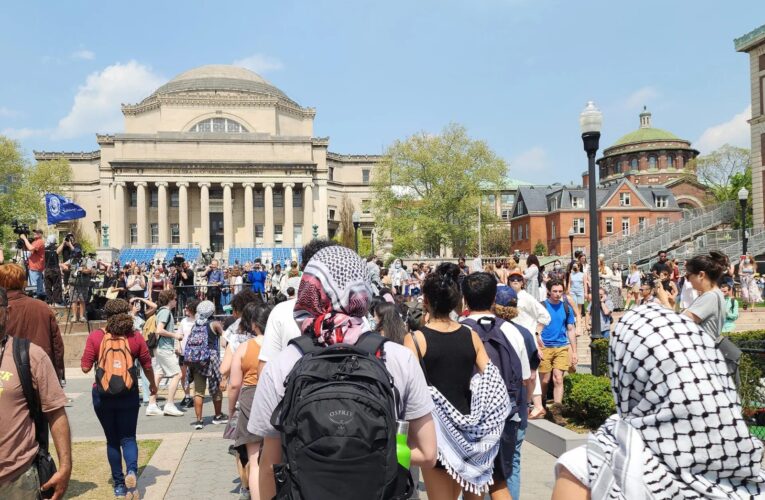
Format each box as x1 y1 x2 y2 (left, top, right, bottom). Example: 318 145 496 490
422 262 461 318
238 302 272 335
685 251 729 284
374 302 406 344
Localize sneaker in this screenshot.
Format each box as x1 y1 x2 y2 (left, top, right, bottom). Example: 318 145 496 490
194 420 204 430
145 403 163 416
114 484 127 498
163 404 184 417
239 486 251 500
180 396 193 408
212 413 229 425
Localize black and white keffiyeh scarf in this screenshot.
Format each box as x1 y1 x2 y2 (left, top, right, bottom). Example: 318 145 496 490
587 303 765 499
430 362 510 494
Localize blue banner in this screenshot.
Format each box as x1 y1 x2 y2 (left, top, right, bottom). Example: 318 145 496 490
45 193 86 225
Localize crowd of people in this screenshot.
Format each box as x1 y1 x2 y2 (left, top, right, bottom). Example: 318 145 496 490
0 238 764 500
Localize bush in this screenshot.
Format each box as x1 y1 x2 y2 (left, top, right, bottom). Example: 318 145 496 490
590 338 609 377
726 330 765 413
562 373 616 429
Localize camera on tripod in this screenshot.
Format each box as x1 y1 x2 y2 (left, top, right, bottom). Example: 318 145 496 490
168 253 185 268
12 219 30 249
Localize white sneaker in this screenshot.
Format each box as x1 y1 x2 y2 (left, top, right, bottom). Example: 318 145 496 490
145 404 163 416
163 404 184 417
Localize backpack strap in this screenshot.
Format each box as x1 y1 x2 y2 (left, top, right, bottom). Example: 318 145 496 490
408 332 430 386
12 338 49 451
354 332 387 356
288 335 323 355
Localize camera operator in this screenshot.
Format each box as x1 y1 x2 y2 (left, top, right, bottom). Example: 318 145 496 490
71 252 96 323
202 259 224 314
43 235 66 306
169 259 194 311
19 228 46 297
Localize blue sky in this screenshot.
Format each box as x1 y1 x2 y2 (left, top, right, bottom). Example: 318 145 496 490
0 0 762 184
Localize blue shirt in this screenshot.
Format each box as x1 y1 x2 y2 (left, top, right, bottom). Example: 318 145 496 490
540 300 575 348
207 269 225 286
248 271 267 292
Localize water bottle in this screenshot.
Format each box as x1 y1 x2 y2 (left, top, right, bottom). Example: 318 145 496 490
396 420 411 468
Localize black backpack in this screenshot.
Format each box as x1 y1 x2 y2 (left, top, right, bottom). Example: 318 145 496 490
270 333 413 500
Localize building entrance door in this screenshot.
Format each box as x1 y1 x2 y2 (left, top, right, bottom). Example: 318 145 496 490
210 213 224 253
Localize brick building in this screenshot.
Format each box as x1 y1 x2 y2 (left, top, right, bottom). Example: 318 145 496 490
736 24 765 228
510 179 683 255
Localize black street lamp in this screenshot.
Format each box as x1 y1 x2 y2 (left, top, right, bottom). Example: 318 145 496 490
580 101 604 348
352 211 361 253
568 227 575 262
739 187 749 256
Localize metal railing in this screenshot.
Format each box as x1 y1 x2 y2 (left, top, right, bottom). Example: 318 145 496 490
601 201 736 264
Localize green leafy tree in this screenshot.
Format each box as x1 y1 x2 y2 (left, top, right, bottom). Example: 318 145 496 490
372 124 507 256
533 239 547 256
483 226 512 256
0 137 73 249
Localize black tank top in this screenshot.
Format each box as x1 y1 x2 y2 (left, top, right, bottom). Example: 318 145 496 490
420 324 475 415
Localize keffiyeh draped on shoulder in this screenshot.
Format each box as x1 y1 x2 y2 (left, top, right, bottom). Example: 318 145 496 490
587 303 765 499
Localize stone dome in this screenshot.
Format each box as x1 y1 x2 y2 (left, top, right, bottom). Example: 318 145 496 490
612 127 681 147
150 64 296 105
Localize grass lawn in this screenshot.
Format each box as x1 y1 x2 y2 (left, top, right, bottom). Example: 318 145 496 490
52 439 161 499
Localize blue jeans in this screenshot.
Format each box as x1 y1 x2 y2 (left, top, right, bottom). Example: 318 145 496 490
92 388 140 487
507 424 526 500
136 360 150 403
29 270 43 296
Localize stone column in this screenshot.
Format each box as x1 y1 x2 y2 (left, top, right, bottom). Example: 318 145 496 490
114 182 126 247
283 183 294 247
264 183 275 246
199 182 211 251
316 180 328 238
135 182 148 245
177 182 189 244
222 182 233 251
303 182 313 244
157 182 169 245
243 183 254 244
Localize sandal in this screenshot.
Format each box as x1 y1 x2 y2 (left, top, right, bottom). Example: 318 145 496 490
529 408 547 420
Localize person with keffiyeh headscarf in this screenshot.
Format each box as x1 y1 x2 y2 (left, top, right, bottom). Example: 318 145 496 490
552 303 765 499
248 245 438 500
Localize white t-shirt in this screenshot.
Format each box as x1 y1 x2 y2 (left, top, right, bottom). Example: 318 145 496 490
514 289 551 334
555 445 588 486
178 316 195 351
471 257 483 274
464 313 531 380
258 299 301 363
679 279 698 310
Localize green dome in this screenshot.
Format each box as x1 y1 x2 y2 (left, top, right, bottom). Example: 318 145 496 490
612 127 680 147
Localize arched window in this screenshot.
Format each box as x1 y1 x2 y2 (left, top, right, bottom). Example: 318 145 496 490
666 155 674 168
648 156 657 169
190 117 248 133
630 158 638 170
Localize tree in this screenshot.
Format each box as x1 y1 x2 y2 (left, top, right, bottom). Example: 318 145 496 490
533 240 547 256
691 144 750 203
483 226 512 256
335 196 357 250
0 136 73 248
372 123 508 256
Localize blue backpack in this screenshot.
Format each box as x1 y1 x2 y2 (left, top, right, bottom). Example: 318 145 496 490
184 322 212 364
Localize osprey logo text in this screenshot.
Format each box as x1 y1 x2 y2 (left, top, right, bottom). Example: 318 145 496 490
328 409 354 435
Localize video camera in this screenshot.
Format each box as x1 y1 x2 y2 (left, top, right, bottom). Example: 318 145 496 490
65 232 75 243
11 220 30 249
168 253 185 267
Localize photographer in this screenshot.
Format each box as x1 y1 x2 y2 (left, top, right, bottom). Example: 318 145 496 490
169 259 194 312
202 259 224 314
19 228 46 296
71 253 97 323
43 234 66 306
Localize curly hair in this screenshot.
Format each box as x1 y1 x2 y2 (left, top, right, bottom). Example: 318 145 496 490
494 304 518 321
104 298 131 317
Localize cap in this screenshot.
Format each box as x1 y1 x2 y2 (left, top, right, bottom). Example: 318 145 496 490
495 286 517 307
33 228 44 234
508 269 524 280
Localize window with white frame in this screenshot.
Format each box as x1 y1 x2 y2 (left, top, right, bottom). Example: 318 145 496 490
129 224 138 244
501 209 512 221
572 196 585 208
254 190 264 208
619 192 631 206
551 221 556 239
621 217 630 236
501 194 514 205
328 207 336 220
362 169 370 184
606 217 613 234
525 223 529 240
170 190 179 208
638 217 647 230
171 223 180 244
150 223 159 244
293 189 302 208
549 198 558 210
255 224 264 245
573 218 585 234
275 224 283 243
657 217 669 225
190 117 248 133
655 195 668 208
516 200 525 214
273 190 284 208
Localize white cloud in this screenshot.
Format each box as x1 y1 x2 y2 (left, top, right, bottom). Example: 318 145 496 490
232 54 284 74
1 127 48 140
511 146 550 172
0 106 18 117
694 105 751 153
623 86 659 110
53 61 166 139
71 49 95 60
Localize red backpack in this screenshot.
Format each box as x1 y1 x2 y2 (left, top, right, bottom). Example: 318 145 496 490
96 330 137 395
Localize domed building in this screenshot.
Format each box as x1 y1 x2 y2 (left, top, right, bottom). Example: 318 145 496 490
35 65 381 260
591 107 708 209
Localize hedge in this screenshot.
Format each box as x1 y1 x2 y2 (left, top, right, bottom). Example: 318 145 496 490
562 373 616 429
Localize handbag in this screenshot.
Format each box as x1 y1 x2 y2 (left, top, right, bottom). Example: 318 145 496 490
13 338 58 499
